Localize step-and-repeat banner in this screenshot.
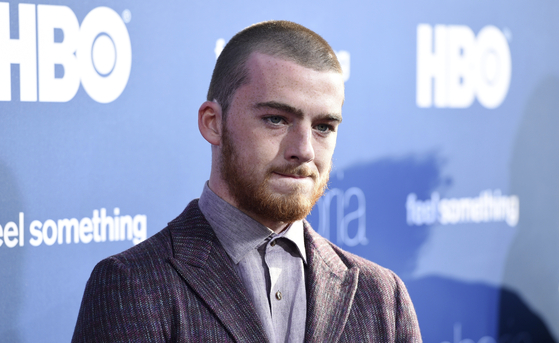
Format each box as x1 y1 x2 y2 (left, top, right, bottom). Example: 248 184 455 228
1 0 558 342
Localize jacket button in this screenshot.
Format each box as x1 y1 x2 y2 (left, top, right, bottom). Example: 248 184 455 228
271 240 277 247
275 291 282 300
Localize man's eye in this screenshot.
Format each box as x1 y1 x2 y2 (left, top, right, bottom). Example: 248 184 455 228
267 116 283 124
315 124 332 132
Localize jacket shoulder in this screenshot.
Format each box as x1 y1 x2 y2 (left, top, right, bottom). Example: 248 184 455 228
72 200 209 342
103 198 203 269
304 221 400 288
331 241 400 287
72 227 177 342
108 226 172 267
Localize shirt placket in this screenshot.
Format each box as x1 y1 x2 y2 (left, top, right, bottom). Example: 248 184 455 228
265 238 289 342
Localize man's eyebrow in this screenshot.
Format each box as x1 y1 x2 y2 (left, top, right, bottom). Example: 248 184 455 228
322 114 343 124
255 101 304 117
255 101 342 123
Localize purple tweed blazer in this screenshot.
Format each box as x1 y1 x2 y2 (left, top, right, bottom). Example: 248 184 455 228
72 200 422 342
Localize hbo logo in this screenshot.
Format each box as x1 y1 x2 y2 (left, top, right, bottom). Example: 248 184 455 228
0 3 131 103
416 24 511 109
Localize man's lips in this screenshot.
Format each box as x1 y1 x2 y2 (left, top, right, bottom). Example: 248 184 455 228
273 171 310 179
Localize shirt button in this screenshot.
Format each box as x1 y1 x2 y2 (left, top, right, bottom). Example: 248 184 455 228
275 291 282 300
270 240 277 247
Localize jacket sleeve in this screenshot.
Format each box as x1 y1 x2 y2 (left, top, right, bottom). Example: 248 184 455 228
72 257 159 343
392 272 422 343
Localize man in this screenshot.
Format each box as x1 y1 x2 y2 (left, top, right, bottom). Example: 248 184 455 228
72 20 421 342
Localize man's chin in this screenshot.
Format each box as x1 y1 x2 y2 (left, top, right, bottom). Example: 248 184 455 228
268 190 311 205
255 185 322 222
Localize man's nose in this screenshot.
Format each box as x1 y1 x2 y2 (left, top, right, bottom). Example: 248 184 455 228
284 125 315 163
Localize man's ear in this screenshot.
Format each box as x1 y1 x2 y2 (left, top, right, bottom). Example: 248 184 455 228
198 100 222 146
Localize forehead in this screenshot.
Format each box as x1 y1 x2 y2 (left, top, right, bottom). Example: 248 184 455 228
238 52 345 113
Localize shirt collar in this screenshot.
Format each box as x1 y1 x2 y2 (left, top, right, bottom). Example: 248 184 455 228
198 182 307 264
276 220 307 264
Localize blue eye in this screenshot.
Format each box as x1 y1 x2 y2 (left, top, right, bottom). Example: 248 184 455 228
316 124 331 132
268 116 282 124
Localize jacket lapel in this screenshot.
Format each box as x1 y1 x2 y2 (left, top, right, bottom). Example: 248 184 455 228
167 200 269 343
304 222 360 343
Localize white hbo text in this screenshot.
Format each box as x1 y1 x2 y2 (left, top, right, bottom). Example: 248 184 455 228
416 24 511 109
0 3 131 103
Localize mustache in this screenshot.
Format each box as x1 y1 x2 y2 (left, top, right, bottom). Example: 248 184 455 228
270 165 318 179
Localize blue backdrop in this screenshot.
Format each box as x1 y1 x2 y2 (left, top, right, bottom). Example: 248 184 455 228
1 0 558 342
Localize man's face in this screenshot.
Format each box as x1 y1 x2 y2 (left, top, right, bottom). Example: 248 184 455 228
220 52 344 225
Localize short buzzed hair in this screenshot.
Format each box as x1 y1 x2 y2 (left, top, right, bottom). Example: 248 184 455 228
207 20 342 118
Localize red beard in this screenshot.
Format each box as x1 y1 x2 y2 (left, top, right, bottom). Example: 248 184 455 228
220 124 330 223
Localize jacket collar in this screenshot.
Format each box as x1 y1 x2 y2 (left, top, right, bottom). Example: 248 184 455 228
166 200 269 343
303 221 360 342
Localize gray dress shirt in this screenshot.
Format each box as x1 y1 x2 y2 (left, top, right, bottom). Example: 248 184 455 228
199 183 307 343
